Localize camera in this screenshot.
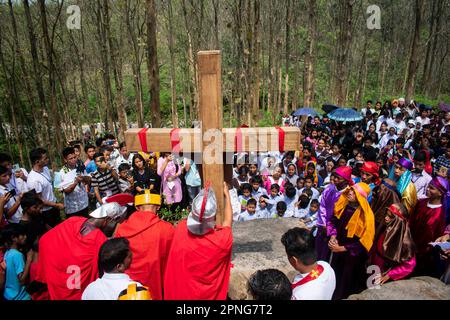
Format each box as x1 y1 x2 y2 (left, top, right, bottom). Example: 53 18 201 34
7 189 16 197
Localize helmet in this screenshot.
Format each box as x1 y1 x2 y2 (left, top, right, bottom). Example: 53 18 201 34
118 283 152 300
134 190 161 207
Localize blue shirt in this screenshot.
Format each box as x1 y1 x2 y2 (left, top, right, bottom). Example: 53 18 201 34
85 160 97 174
4 249 31 300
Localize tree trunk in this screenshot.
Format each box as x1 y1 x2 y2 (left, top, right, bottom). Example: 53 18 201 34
146 0 161 128
283 0 291 115
303 0 317 107
354 36 368 108
333 0 353 106
23 0 51 154
405 0 424 103
95 0 115 132
167 0 179 128
38 0 63 161
125 0 145 128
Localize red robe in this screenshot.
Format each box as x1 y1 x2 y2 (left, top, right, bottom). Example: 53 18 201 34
409 199 446 275
163 219 233 300
115 210 174 300
36 217 107 300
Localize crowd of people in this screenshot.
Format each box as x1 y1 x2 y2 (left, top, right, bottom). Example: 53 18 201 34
0 97 449 300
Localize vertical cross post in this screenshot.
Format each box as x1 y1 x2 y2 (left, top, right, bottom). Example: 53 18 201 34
198 51 224 224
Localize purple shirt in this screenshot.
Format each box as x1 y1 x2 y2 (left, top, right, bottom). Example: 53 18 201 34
329 206 365 256
317 184 344 230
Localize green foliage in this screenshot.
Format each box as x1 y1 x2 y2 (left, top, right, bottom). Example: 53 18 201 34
158 204 189 225
258 111 282 127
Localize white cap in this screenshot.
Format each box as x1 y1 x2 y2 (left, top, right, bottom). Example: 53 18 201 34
408 120 415 126
399 98 405 103
187 185 217 235
89 202 127 220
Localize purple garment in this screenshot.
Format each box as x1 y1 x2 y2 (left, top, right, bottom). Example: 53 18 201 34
157 157 182 204
329 205 365 257
329 205 367 300
317 184 344 234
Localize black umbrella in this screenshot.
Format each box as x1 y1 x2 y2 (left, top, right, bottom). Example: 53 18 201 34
322 104 339 114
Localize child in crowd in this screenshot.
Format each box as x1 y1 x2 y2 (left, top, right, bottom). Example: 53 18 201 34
295 189 313 218
238 183 253 213
300 199 320 230
1 224 32 300
256 195 270 218
264 165 286 194
266 184 283 216
284 164 299 186
250 176 267 200
118 163 134 194
239 199 262 221
283 185 298 217
275 201 287 218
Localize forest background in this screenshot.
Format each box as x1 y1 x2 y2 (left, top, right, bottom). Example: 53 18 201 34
0 0 448 166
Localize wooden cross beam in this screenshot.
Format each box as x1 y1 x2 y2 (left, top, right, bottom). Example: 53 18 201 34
125 51 301 224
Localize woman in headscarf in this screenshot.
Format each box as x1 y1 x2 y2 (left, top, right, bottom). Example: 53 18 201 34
328 182 375 300
359 161 381 204
371 178 401 228
369 203 416 285
388 157 418 215
303 160 319 187
410 176 449 277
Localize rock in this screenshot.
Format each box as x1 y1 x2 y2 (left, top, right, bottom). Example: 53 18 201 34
229 218 301 300
347 276 450 300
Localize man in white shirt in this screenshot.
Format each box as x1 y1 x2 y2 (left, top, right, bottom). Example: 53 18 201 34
27 148 64 227
0 165 23 223
281 228 336 300
378 127 398 150
415 109 431 126
82 238 143 300
59 147 90 217
361 100 375 117
411 151 432 200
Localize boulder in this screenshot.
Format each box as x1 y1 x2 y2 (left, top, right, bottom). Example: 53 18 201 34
347 276 450 300
229 218 300 300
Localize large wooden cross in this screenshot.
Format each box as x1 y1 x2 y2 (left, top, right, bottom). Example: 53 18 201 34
125 51 300 224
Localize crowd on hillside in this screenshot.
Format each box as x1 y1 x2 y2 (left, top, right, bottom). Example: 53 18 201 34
0 97 449 300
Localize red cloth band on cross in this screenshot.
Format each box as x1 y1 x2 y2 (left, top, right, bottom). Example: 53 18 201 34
275 126 285 152
199 182 211 223
170 128 181 153
138 128 149 153
235 127 243 152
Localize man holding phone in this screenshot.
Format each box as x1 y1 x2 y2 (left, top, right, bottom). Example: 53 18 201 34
59 147 90 218
0 165 23 223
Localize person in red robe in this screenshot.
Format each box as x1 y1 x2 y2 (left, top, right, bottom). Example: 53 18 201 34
114 191 174 300
164 182 233 300
36 200 129 300
410 176 449 277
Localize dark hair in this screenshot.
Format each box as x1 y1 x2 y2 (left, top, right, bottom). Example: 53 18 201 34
100 145 114 154
285 185 297 198
95 137 106 148
281 228 316 265
248 269 292 300
238 166 249 175
104 133 116 140
241 183 252 192
118 163 131 172
119 142 126 149
0 153 12 164
270 184 280 192
98 238 130 273
367 100 373 104
250 176 262 185
93 152 105 162
296 177 305 183
310 199 320 207
276 201 287 212
62 147 76 159
396 137 405 145
84 144 96 153
0 165 9 175
1 223 27 246
20 190 43 211
247 198 257 207
304 175 314 182
413 150 427 162
29 148 47 165
132 153 146 171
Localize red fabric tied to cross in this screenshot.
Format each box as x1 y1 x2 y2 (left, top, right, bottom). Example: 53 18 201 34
170 128 181 153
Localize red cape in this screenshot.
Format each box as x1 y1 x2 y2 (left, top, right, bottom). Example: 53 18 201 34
36 217 107 300
410 199 446 254
115 210 174 300
163 219 233 300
